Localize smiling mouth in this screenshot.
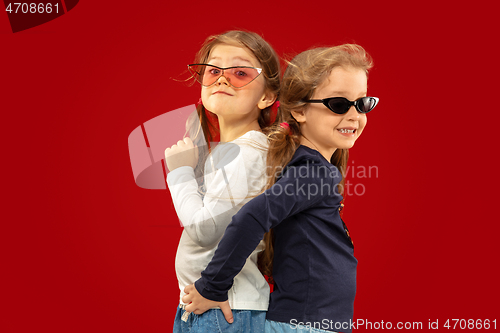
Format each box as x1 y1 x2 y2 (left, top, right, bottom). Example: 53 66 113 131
338 128 356 134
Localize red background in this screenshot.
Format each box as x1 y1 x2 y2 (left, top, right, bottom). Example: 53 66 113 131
2 1 499 332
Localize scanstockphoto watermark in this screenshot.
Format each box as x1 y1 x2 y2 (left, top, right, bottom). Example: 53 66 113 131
167 143 379 198
290 318 350 331
340 160 379 196
266 176 341 200
290 319 423 331
264 160 379 198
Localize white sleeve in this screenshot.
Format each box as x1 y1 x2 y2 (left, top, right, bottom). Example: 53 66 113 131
167 143 264 248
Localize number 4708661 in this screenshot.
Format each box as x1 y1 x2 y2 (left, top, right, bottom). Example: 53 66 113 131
5 3 59 14
444 319 496 329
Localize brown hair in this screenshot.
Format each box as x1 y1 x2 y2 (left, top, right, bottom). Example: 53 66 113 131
258 44 374 282
191 30 281 147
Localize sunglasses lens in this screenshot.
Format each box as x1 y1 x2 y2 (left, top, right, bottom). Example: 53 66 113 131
189 65 261 88
327 98 350 114
199 65 223 86
226 67 261 88
357 97 378 113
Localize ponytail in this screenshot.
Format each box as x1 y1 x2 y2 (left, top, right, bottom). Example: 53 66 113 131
258 113 300 282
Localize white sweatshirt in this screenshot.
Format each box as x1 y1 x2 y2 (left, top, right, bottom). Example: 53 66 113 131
166 130 270 310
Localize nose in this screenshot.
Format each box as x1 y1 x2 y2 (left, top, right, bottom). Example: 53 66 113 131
215 73 230 86
346 105 360 120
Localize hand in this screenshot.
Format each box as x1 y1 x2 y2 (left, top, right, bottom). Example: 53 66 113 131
182 284 234 324
164 137 199 172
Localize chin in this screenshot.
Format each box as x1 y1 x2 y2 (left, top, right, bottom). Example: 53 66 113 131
336 141 356 150
205 102 228 115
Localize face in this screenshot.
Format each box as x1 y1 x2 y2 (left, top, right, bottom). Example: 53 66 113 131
293 66 368 159
200 44 273 121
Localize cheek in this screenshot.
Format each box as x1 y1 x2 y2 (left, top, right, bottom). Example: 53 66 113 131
242 86 264 104
201 88 209 103
358 116 368 135
324 113 343 130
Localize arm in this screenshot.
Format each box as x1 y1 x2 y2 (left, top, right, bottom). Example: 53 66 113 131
167 143 262 247
193 162 332 301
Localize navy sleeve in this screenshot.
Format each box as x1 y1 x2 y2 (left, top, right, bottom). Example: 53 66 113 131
194 161 336 301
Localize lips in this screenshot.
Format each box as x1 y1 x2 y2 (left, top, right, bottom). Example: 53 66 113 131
213 91 232 96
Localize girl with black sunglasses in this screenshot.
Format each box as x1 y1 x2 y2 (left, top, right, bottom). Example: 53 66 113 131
182 44 379 333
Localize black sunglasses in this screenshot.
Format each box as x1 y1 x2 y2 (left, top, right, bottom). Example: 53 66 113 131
304 97 379 114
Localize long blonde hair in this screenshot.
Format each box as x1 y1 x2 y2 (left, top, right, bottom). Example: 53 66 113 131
258 44 374 282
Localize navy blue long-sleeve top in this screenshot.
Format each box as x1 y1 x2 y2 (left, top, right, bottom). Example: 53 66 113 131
195 145 357 332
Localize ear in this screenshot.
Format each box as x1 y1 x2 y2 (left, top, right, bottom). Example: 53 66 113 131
257 91 277 110
291 109 307 124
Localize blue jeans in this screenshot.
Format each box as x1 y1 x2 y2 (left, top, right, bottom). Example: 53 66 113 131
173 304 266 333
265 319 335 333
